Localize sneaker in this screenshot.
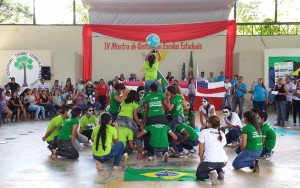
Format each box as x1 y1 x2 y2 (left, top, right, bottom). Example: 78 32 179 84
209 170 218 185
163 152 169 162
186 149 197 157
253 159 259 172
148 156 154 161
265 151 274 161
217 171 225 180
122 153 129 162
179 152 185 158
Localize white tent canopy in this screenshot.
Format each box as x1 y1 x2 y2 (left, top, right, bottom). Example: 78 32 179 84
82 0 237 25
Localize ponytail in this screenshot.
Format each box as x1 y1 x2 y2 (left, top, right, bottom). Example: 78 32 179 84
217 127 223 142
243 111 261 135
95 113 111 151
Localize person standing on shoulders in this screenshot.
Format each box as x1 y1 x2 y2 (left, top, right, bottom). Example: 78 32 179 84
144 49 162 92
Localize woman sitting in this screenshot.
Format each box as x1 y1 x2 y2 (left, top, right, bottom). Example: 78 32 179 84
10 91 27 122
92 113 124 171
52 89 64 112
40 90 58 119
23 89 46 121
199 97 216 130
73 89 87 114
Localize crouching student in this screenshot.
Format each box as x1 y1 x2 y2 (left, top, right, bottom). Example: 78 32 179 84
51 106 82 160
137 123 177 162
92 113 124 171
118 126 138 162
79 106 97 144
175 123 199 157
258 112 276 160
42 106 70 155
232 111 262 172
196 115 228 186
221 106 243 146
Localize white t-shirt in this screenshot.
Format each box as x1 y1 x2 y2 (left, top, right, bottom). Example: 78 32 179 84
221 112 243 128
199 104 216 119
199 128 228 162
224 82 232 95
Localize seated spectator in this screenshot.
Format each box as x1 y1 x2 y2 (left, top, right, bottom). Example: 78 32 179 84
10 91 27 122
16 85 21 97
198 71 208 83
5 90 11 102
119 74 126 82
40 90 58 119
128 73 136 82
64 79 74 94
52 89 64 111
73 89 87 114
23 89 46 120
75 79 84 92
52 80 62 93
32 88 40 105
4 84 11 94
65 95 74 108
85 80 95 97
7 77 19 93
133 74 139 81
1 91 13 123
165 71 174 83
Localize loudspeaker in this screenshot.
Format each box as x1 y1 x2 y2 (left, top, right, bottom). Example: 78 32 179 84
41 66 51 80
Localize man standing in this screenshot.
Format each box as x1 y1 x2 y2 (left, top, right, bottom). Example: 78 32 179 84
216 71 225 82
198 71 208 83
231 76 247 119
7 77 19 93
285 76 295 121
38 78 49 90
208 72 216 83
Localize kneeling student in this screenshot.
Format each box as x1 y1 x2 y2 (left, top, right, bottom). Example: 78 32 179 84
258 111 276 160
118 126 139 161
175 123 199 157
137 124 177 162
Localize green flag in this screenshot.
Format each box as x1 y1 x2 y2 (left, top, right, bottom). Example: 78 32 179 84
124 167 202 181
188 51 194 77
157 70 168 92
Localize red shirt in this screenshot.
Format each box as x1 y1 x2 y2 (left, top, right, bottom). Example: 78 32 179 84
96 83 107 96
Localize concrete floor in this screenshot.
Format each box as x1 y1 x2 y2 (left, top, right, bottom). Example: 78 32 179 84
0 111 300 188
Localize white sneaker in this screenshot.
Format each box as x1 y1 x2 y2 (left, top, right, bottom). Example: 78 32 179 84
179 152 185 158
163 152 169 162
148 156 154 161
209 170 218 185
265 151 274 161
122 153 129 162
186 149 197 157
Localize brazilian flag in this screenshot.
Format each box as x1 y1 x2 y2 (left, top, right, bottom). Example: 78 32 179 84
124 167 200 181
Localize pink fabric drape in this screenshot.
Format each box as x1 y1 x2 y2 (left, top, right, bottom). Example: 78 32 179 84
82 20 236 80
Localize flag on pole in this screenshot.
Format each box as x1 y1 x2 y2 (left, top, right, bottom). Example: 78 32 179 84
181 62 186 80
188 51 193 77
196 81 225 97
157 70 168 92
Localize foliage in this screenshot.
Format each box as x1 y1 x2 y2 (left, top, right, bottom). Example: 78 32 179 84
14 56 33 70
0 0 33 24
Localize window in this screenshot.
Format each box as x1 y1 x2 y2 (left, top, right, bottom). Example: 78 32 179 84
75 0 89 24
277 0 300 22
0 0 33 24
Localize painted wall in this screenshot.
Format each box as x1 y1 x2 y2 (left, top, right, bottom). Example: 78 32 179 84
0 26 300 90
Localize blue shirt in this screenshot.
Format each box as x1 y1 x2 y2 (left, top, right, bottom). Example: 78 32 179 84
268 92 275 101
231 79 238 86
234 83 247 97
253 84 267 101
216 76 225 82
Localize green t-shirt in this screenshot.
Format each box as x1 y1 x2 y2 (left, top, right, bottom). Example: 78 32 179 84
242 123 263 151
58 118 79 141
109 92 121 114
143 92 165 117
144 124 171 148
184 110 195 126
118 127 134 148
45 115 66 142
118 101 138 119
80 115 97 130
144 61 159 81
137 96 145 115
170 95 183 118
92 125 118 156
175 123 198 140
261 122 276 151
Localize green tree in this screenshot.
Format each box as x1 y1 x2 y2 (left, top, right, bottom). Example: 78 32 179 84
75 2 89 24
0 0 33 24
14 56 33 87
236 0 261 23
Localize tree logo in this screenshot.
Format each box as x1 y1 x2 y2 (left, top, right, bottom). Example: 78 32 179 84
6 51 43 87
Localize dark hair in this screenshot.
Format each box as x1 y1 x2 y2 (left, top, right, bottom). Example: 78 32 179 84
243 111 261 135
258 111 268 122
208 115 222 142
86 105 93 112
70 106 82 118
150 83 158 92
61 106 71 114
20 88 30 98
172 83 181 94
203 97 211 116
223 106 232 111
147 54 156 68
99 79 104 83
188 78 194 84
234 74 238 78
167 85 177 95
96 113 112 151
114 83 125 91
125 90 139 104
251 108 259 114
137 86 145 93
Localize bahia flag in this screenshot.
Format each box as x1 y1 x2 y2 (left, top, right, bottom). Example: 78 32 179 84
196 81 225 98
181 62 186 80
188 51 193 77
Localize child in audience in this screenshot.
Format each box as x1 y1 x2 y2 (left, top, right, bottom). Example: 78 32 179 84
42 106 70 155
175 123 199 157
137 123 177 162
258 111 276 160
92 113 124 170
196 115 228 185
79 106 98 144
